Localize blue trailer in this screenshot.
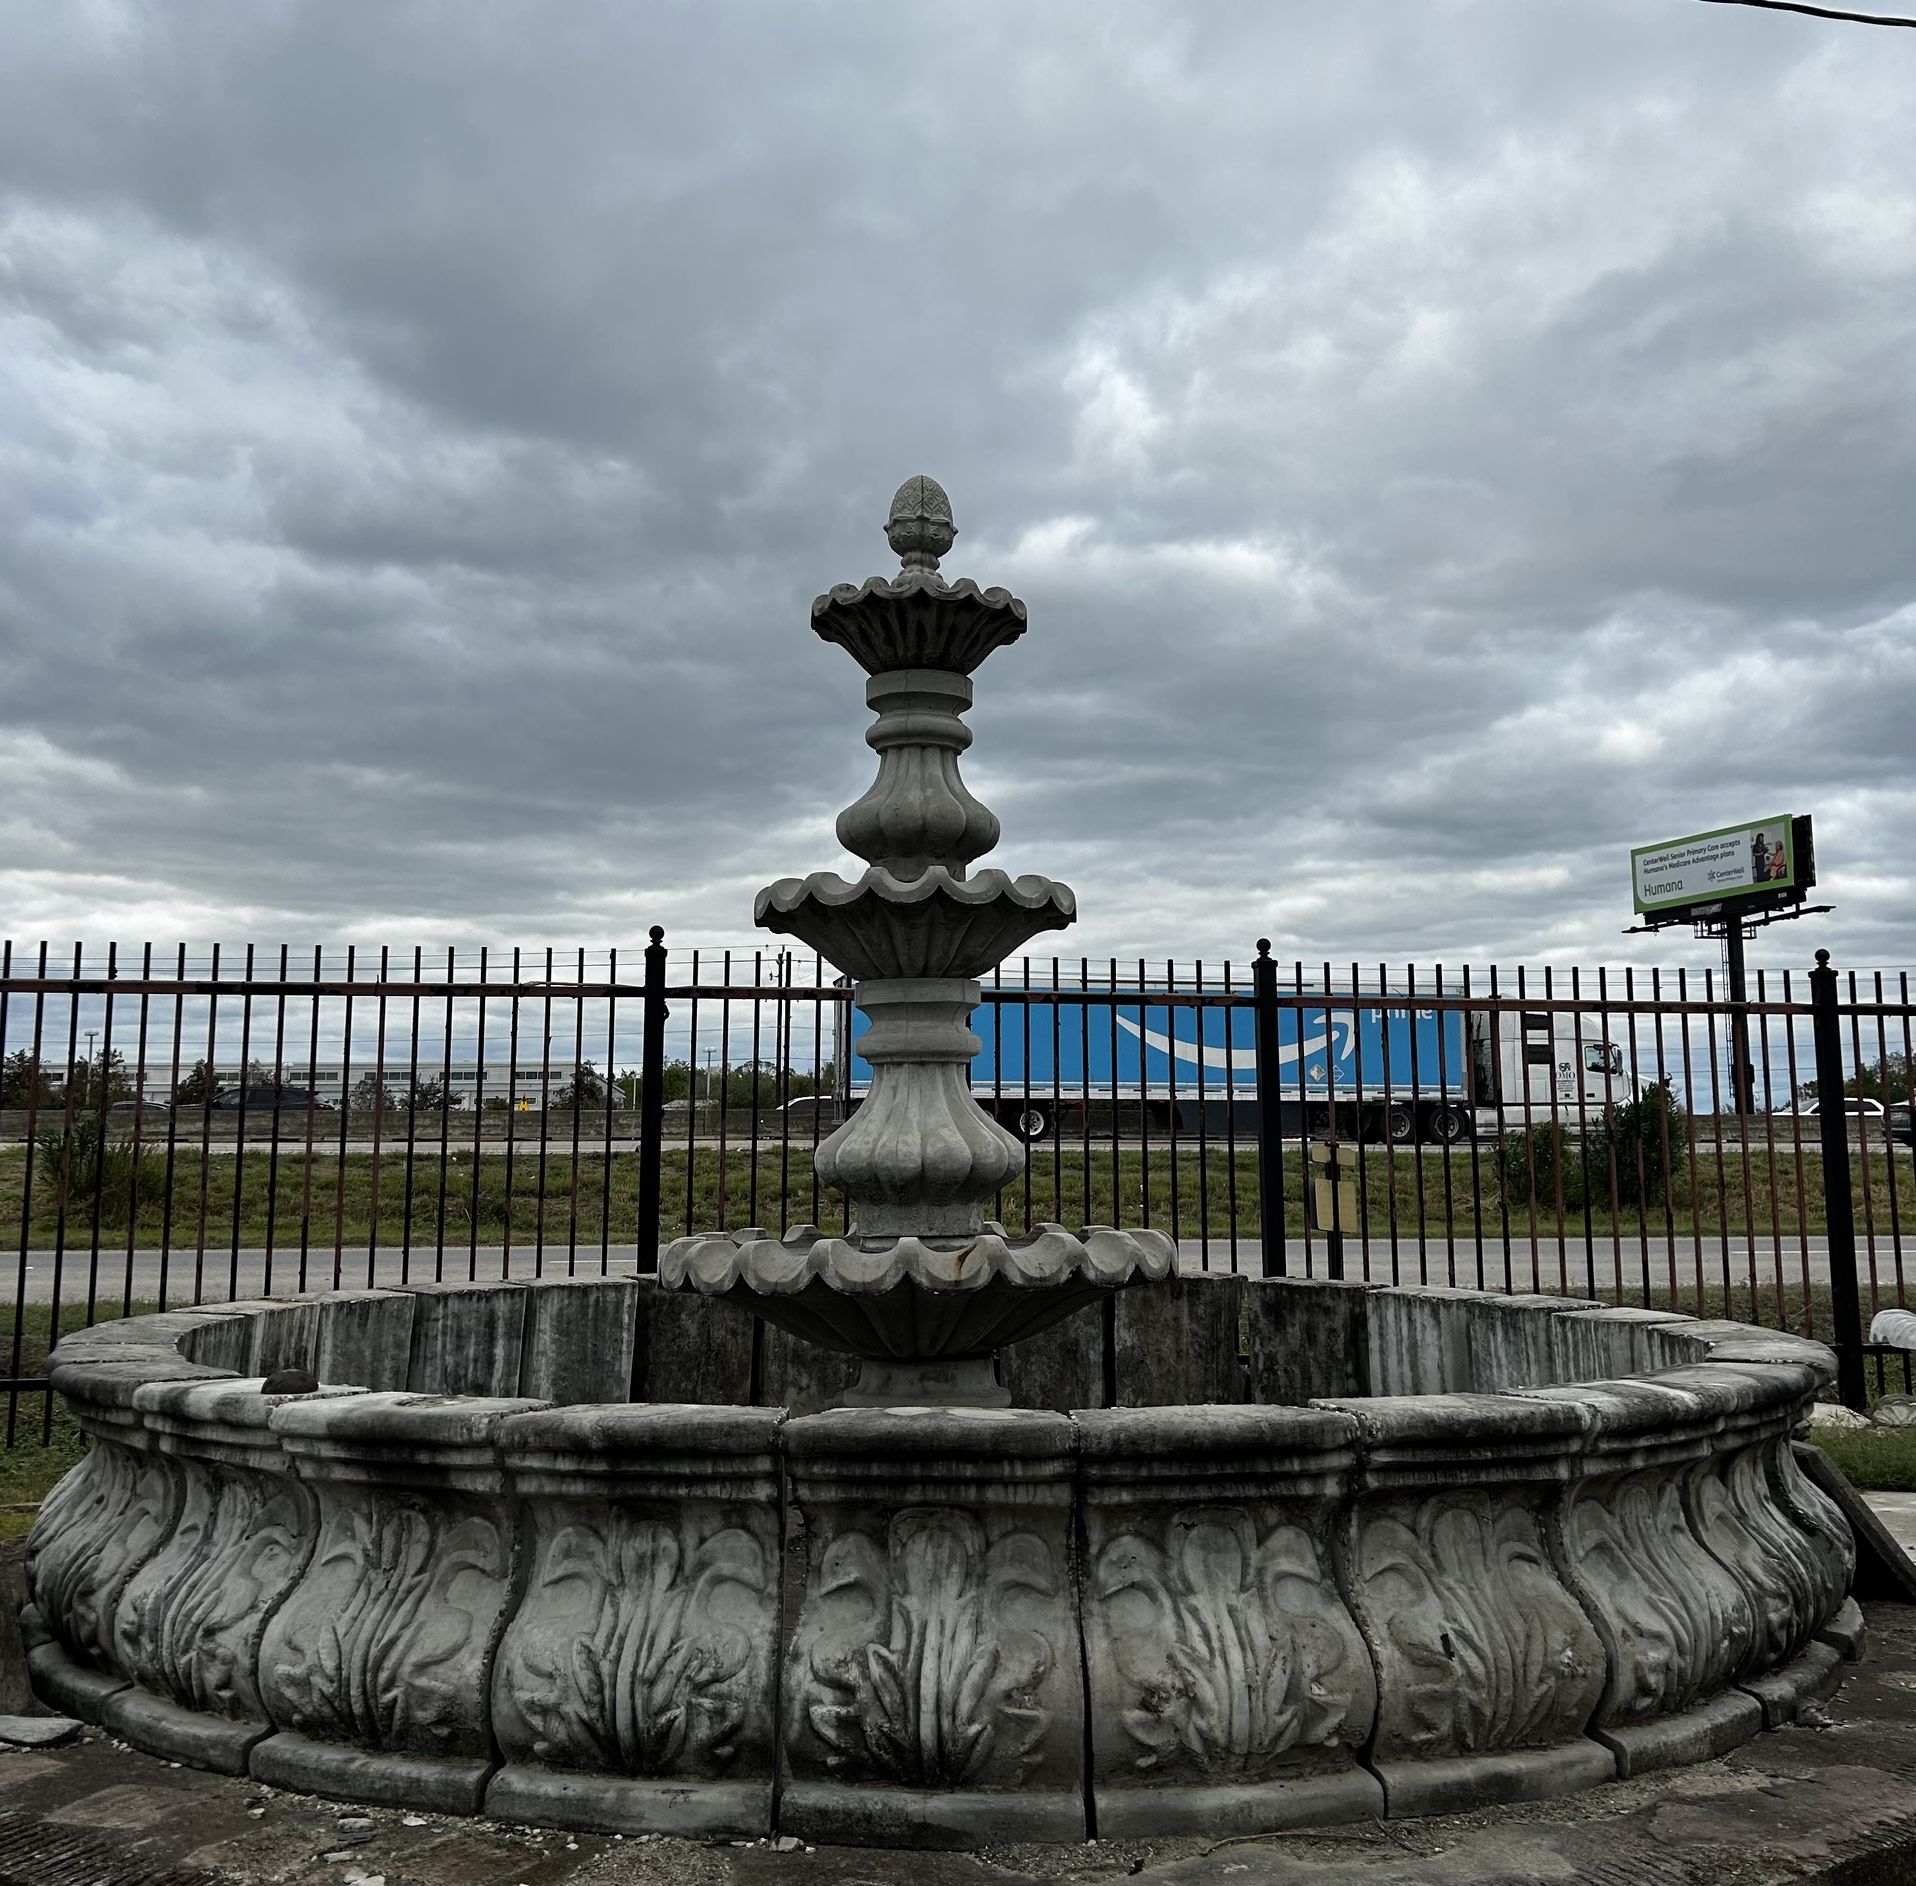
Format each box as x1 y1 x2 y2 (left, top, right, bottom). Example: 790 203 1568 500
847 990 1476 1145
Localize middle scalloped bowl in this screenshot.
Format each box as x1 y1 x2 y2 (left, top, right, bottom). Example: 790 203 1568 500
753 866 1075 980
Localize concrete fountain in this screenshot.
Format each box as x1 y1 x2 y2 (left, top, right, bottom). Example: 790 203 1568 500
17 479 1862 1850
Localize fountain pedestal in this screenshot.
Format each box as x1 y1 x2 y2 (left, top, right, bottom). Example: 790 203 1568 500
660 476 1171 1399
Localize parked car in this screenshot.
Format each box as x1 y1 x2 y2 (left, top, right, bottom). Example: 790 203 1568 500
209 1083 335 1111
1797 1096 1913 1146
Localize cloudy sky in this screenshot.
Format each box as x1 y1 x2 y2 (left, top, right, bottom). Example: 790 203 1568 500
3 0 1913 985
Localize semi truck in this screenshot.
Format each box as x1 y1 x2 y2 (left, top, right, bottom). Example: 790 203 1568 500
846 988 1636 1144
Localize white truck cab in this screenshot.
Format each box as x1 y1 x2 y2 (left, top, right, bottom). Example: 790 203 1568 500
1471 1010 1637 1133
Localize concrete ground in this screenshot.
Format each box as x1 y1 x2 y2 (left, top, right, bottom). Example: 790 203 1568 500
5 1593 1916 1884
1867 1490 1916 1558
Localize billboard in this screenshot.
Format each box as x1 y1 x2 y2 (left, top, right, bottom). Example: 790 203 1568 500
1631 815 1801 917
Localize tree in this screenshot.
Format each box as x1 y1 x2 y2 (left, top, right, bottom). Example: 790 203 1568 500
174 1060 220 1104
348 1071 403 1114
554 1061 608 1111
0 1049 53 1109
67 1047 136 1110
1797 1051 1914 1107
410 1076 458 1112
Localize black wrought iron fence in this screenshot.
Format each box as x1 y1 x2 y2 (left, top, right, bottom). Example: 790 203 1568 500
4 935 1913 1442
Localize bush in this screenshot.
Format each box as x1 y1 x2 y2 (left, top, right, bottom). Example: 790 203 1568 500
1586 1081 1686 1209
1495 1121 1587 1212
32 1118 162 1222
1495 1082 1686 1214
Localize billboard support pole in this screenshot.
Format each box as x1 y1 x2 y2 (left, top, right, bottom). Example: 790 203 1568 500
1725 916 1755 1118
1810 949 1867 1412
1252 939 1286 1278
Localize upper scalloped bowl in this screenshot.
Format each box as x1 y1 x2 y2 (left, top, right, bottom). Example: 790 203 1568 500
812 573 1027 676
754 866 1075 980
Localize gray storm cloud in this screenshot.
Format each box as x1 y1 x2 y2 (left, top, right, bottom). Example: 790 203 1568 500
1 0 1911 978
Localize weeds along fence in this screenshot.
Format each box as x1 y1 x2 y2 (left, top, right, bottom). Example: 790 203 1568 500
3 935 1914 1440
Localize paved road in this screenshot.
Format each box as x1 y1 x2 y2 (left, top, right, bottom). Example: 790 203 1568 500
1 1233 1883 1306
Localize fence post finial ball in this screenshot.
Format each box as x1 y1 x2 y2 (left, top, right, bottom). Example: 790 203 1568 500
885 474 956 573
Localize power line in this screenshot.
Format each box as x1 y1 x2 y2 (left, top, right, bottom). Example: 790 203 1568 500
1698 0 1916 26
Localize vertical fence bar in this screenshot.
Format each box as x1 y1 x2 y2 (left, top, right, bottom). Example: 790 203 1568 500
263 945 289 1293
43 944 84 1439
1405 963 1426 1286
686 950 702 1234
1137 958 1152 1237
635 926 668 1275
1080 957 1095 1231
83 944 116 1328
124 944 153 1315
438 948 456 1282
5 942 45 1446
1461 964 1487 1290
504 950 522 1280
297 947 320 1293
1433 962 1456 1286
1781 969 1814 1336
1846 967 1882 1327
1194 961 1211 1266
469 949 488 1282
748 952 764 1230
161 944 184 1311
1381 963 1403 1285
332 948 353 1292
226 944 254 1305
1811 950 1867 1410
369 946 390 1286
535 947 553 1274
568 950 587 1272
1165 960 1180 1249
1294 961 1313 1278
1252 940 1284 1277
600 949 618 1271
716 951 733 1232
193 943 219 1305
1106 958 1122 1239
402 947 423 1279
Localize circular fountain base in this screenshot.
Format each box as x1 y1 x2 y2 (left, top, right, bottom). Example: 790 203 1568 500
18 1274 1861 1847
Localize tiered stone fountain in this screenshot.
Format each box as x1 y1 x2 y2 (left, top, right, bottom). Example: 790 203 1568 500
661 475 1172 1405
17 477 1862 1851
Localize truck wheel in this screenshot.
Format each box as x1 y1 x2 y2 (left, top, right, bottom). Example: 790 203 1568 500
1014 1106 1050 1143
1429 1104 1470 1145
1385 1104 1416 1145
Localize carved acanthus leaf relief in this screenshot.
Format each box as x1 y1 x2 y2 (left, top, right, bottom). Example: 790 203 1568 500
1093 1507 1373 1777
113 1462 309 1720
1685 1445 1831 1678
496 1511 769 1777
29 1438 180 1670
1356 1492 1605 1759
801 1508 1058 1788
1562 1467 1754 1723
1768 1438 1855 1622
259 1491 507 1757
